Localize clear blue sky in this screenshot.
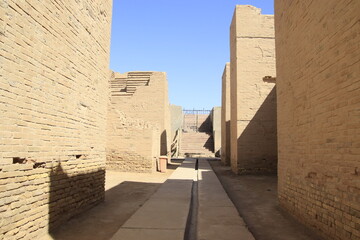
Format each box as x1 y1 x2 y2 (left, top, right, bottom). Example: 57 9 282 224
110 0 274 110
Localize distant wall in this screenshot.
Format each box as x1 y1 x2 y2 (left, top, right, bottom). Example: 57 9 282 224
230 5 277 174
180 113 214 156
211 107 221 156
107 109 159 172
221 63 231 165
276 1 360 239
107 71 171 172
170 105 183 158
1 1 112 238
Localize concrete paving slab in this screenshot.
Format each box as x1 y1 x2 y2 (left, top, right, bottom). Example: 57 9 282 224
198 206 246 226
111 159 196 240
210 160 322 240
198 192 234 207
151 181 193 200
198 225 255 240
198 166 237 207
111 228 184 240
122 197 190 229
40 169 179 240
197 159 255 240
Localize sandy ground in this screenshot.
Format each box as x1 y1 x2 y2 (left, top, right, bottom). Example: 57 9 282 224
41 160 182 240
209 159 323 240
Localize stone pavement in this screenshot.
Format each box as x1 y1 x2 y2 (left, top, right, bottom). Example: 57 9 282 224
111 158 254 240
210 160 322 240
197 159 255 240
41 159 255 240
111 159 195 240
40 166 179 240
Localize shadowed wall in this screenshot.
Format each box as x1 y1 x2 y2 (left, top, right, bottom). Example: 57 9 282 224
107 72 171 172
230 5 277 174
221 63 231 165
275 1 360 239
1 1 112 238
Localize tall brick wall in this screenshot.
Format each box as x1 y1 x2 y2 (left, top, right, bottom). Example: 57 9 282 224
107 108 159 172
180 112 214 157
211 107 221 156
107 71 171 172
221 63 231 165
230 5 277 174
275 1 360 239
170 105 183 158
1 1 112 238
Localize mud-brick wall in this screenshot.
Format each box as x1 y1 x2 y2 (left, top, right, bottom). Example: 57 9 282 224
211 107 221 156
0 1 112 238
221 62 231 165
107 109 160 173
230 5 277 174
109 71 171 157
170 105 183 158
275 1 360 239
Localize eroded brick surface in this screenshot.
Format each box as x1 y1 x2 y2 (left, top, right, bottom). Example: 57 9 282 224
275 1 360 239
1 1 112 238
229 5 277 174
221 63 231 165
107 72 171 172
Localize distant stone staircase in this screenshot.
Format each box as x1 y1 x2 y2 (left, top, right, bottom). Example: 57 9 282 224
180 112 215 157
110 72 153 97
180 132 214 157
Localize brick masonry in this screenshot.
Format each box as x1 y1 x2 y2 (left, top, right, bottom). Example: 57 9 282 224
221 62 231 165
107 71 171 172
229 5 277 174
275 1 360 239
180 113 214 156
1 0 112 239
211 106 221 156
107 108 159 173
170 105 183 158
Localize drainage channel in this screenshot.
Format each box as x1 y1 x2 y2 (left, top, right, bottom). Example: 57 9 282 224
184 158 199 240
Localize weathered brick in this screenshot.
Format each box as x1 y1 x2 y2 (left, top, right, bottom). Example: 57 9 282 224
221 63 231 165
107 72 170 173
1 0 112 239
276 2 360 239
229 5 277 174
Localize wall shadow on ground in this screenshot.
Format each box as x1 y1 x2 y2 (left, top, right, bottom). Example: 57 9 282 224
49 177 162 240
48 160 184 240
48 162 106 237
209 160 321 240
236 86 277 174
167 158 184 170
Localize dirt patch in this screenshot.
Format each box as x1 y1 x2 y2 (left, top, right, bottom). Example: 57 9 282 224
209 160 322 240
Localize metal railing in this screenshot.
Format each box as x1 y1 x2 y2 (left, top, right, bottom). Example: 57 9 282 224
183 109 211 115
182 109 211 133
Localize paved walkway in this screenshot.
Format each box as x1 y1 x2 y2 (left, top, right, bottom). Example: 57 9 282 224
42 158 311 240
210 160 322 240
197 159 254 240
40 162 180 240
110 158 254 240
111 159 196 240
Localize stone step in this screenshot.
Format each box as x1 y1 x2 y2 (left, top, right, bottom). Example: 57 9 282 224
180 148 213 151
181 143 213 146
